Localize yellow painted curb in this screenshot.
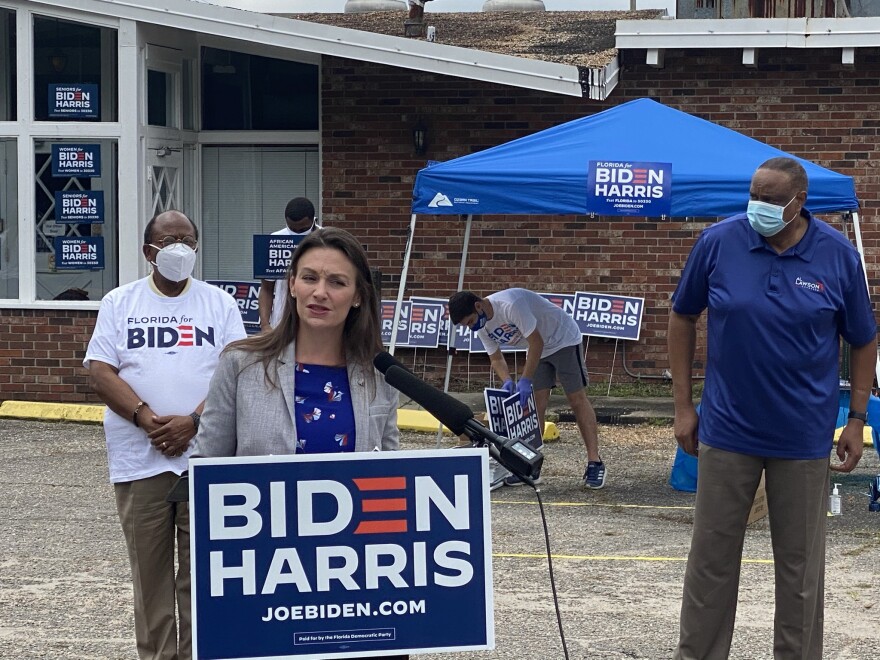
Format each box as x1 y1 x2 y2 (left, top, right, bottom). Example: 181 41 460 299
0 400 104 424
833 425 875 447
397 408 558 440
397 408 454 434
1 400 563 442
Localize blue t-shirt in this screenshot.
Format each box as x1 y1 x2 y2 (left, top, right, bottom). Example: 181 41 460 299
672 211 877 459
293 363 356 454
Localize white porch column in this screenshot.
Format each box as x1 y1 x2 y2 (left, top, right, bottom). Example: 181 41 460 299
117 18 142 285
15 7 35 301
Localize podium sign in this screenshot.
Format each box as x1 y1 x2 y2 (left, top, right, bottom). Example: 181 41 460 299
190 449 495 659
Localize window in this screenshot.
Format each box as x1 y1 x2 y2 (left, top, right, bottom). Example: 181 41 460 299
0 9 15 121
201 48 318 131
200 145 319 281
0 139 18 299
181 59 195 130
32 16 117 122
35 139 118 301
147 69 175 127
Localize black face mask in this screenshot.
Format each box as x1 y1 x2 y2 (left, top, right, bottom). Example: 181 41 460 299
289 220 318 235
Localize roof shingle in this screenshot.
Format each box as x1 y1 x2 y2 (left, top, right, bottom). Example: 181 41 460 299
283 10 664 68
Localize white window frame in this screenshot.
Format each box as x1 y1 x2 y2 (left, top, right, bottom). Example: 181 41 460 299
195 34 322 222
0 4 138 310
0 8 12 122
145 43 182 133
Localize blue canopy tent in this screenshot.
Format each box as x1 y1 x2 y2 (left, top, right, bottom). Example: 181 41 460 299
392 98 874 388
411 98 859 217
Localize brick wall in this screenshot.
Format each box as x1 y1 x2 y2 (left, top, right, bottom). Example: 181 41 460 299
6 46 880 403
0 310 97 402
322 47 880 388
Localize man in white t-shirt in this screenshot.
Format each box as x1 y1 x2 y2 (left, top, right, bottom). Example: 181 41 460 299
84 210 246 660
449 288 606 489
257 197 319 332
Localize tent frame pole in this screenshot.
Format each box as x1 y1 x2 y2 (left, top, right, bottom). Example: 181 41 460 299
442 214 473 394
849 211 880 386
436 215 474 447
389 213 418 356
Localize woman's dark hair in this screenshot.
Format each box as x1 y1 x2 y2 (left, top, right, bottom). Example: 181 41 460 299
227 227 382 387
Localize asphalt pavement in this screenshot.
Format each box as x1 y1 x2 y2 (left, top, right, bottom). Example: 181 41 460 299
1 414 878 660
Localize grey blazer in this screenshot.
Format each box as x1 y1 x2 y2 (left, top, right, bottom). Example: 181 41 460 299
193 343 399 457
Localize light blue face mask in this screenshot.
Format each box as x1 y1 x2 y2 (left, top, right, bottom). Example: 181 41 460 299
471 311 488 332
747 196 797 237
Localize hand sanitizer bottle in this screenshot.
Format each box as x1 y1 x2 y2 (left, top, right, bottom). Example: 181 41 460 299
830 483 842 516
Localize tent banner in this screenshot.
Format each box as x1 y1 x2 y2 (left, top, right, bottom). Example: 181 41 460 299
572 292 644 341
586 161 671 217
189 449 495 659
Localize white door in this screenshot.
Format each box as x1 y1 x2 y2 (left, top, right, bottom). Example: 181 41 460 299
200 145 319 281
147 142 183 217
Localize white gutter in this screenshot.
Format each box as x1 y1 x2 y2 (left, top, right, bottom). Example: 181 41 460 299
32 0 586 97
583 55 620 101
616 17 880 50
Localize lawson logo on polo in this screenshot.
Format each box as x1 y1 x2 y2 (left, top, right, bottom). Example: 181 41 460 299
126 316 216 349
795 277 825 293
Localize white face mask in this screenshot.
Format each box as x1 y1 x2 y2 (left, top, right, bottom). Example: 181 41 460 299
151 243 197 282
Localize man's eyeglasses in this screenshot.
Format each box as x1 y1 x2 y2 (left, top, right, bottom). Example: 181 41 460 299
153 235 198 249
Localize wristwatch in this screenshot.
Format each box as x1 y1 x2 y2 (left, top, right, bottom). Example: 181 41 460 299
847 410 868 423
190 411 201 431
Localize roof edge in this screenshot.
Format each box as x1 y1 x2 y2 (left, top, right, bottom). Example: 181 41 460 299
26 0 589 96
616 16 880 50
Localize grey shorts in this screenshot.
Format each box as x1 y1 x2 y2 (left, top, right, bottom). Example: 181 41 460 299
532 343 588 393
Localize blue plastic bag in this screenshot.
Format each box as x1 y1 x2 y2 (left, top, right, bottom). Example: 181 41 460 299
669 445 698 492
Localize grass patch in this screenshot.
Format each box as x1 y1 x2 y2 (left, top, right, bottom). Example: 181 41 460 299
447 377 705 399
584 381 704 399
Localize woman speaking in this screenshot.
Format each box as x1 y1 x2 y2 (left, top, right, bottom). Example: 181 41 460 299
193 227 406 660
194 226 398 457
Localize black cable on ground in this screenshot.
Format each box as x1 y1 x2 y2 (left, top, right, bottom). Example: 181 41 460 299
531 485 570 660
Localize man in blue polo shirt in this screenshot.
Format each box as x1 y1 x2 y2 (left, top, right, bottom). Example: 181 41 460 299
668 156 876 659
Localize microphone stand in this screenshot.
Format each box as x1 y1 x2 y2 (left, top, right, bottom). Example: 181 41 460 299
460 418 541 489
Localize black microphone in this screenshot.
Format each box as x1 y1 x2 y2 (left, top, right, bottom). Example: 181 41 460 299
374 351 411 376
378 361 543 481
382 364 472 435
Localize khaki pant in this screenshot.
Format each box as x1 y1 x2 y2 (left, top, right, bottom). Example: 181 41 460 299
675 445 828 660
115 472 190 660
